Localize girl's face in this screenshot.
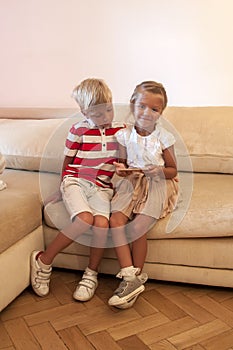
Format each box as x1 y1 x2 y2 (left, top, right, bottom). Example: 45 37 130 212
133 92 164 133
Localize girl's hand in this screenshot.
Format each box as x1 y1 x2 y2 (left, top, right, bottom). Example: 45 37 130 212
143 165 164 181
44 190 62 206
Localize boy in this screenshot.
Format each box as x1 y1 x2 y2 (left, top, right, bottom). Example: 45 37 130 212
31 78 124 301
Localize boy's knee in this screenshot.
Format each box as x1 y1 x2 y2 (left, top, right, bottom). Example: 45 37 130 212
93 215 109 229
74 212 94 227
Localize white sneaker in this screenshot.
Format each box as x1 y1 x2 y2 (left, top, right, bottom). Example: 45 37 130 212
30 251 52 297
73 267 98 302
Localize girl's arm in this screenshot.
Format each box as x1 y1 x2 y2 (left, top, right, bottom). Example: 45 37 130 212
144 145 177 180
161 145 177 179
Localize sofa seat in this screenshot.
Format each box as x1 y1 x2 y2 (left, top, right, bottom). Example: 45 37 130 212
43 172 233 239
42 171 233 286
0 189 42 253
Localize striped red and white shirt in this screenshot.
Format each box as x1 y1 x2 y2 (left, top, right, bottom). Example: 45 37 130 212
62 119 125 188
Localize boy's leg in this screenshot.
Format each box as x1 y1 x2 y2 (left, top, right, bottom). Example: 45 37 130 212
73 215 109 301
40 212 93 264
31 212 93 297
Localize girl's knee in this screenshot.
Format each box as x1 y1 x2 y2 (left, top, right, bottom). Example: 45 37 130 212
110 212 128 228
130 216 156 236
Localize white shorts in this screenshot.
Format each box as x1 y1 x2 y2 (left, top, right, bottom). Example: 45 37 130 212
61 176 113 220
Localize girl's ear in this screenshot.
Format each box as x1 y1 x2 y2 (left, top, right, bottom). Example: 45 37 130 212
130 102 135 114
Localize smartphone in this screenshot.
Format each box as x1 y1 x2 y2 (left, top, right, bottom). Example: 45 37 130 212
118 168 143 172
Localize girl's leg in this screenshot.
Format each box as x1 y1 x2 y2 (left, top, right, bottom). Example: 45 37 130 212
110 212 132 268
129 214 156 270
108 214 156 309
131 234 147 271
108 212 145 309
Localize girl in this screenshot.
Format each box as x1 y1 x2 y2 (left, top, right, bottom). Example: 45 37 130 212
109 81 178 309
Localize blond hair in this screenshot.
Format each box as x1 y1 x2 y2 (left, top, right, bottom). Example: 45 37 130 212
130 81 168 111
72 78 112 111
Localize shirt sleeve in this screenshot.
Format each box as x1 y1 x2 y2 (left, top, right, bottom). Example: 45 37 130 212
64 123 81 157
160 127 176 150
115 128 127 147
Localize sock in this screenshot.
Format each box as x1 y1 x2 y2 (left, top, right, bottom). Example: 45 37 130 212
36 253 51 270
117 266 141 279
85 267 98 276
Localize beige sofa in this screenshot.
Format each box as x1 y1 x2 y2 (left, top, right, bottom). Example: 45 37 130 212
0 106 232 312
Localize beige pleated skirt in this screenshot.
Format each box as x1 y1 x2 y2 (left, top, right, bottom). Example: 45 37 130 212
111 173 179 220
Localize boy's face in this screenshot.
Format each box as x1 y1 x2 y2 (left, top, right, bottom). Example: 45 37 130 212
83 103 114 128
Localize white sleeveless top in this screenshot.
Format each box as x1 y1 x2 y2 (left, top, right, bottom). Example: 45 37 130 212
115 124 175 168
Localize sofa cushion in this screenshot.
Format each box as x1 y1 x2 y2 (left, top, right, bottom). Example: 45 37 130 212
43 172 233 239
0 117 77 173
0 152 5 174
0 188 42 254
164 107 233 174
0 168 64 206
152 172 233 238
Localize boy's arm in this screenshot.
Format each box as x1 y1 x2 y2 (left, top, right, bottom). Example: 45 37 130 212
62 155 74 175
44 155 74 205
118 143 127 166
114 144 130 177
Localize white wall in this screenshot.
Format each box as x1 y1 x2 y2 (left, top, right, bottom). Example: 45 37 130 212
0 0 233 107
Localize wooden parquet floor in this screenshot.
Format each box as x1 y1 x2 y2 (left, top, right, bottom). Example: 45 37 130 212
1 269 233 350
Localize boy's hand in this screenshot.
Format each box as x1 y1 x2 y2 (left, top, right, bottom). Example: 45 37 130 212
113 162 128 176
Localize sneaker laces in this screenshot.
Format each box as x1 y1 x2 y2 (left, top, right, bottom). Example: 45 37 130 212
114 270 148 297
114 279 129 295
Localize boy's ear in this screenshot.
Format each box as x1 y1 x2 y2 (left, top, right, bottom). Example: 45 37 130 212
81 110 88 118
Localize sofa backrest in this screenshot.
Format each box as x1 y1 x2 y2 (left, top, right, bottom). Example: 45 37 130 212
164 107 233 174
0 106 232 174
0 152 5 174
